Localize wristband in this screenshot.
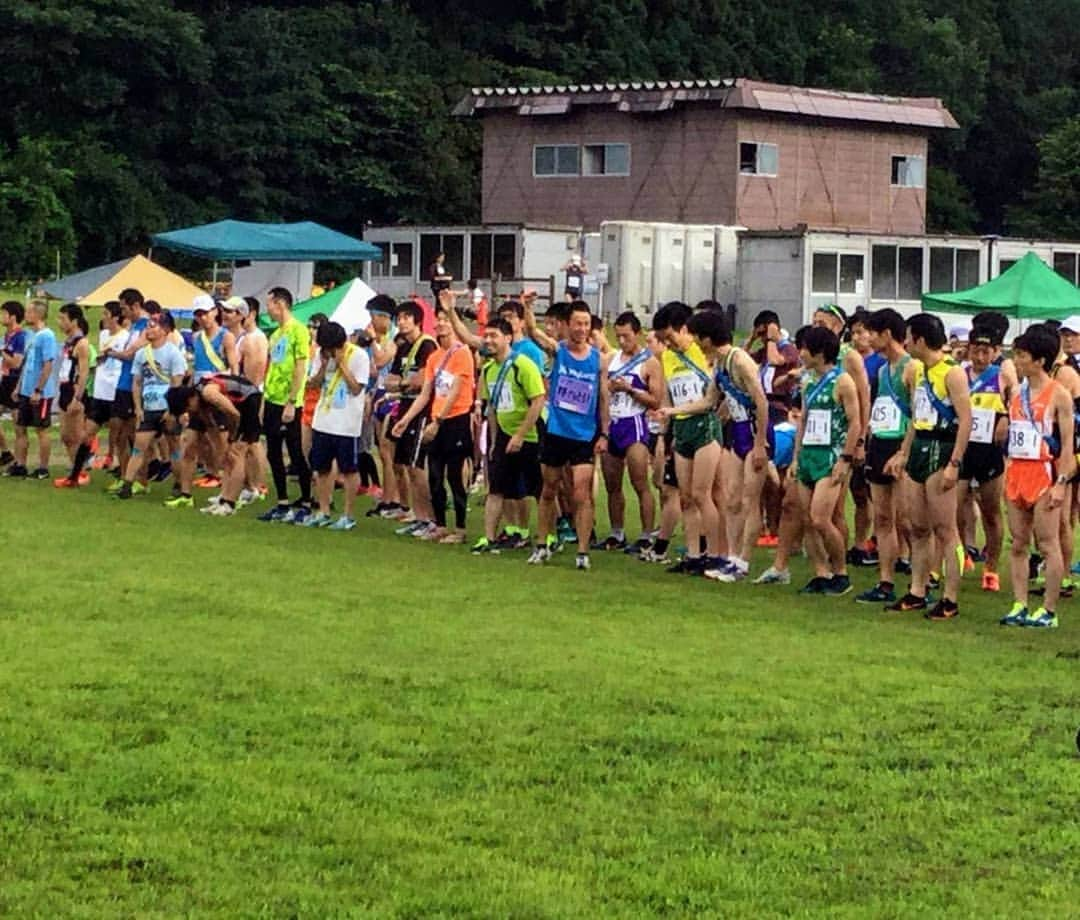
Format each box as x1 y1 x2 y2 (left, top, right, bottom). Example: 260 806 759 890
839 454 854 463
948 458 961 468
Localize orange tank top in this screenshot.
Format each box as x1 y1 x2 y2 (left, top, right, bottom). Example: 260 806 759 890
1007 379 1058 462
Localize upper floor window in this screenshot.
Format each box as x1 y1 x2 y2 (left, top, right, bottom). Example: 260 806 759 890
534 145 581 177
739 142 778 176
891 155 925 188
583 143 630 176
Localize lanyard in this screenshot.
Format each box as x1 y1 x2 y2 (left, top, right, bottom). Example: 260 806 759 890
142 345 170 382
321 344 358 410
805 366 840 410
967 363 997 397
199 330 226 370
880 357 911 417
672 348 711 388
609 349 649 380
490 356 516 410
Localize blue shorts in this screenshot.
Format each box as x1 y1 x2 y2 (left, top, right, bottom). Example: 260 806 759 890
609 414 651 458
723 418 774 461
310 430 362 475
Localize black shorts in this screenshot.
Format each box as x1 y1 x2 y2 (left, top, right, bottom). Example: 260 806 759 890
540 431 594 468
310 430 361 474
865 435 902 486
58 383 77 412
16 395 51 429
232 394 262 444
428 413 473 461
960 442 1005 485
0 375 18 410
391 408 427 469
137 410 171 435
488 426 541 500
83 395 113 428
111 390 135 421
849 463 870 503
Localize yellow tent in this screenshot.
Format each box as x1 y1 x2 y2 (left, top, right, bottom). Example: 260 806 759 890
46 254 205 309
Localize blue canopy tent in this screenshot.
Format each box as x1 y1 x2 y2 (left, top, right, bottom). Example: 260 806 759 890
150 219 382 261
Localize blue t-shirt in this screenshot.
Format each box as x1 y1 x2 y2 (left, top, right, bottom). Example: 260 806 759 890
117 316 149 392
864 351 887 401
512 338 546 374
18 328 60 399
131 342 187 411
773 421 797 469
546 343 600 442
2 328 27 383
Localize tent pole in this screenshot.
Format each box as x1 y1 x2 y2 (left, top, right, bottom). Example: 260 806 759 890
212 261 218 288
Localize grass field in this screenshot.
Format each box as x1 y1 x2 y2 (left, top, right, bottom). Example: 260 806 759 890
1 466 1079 917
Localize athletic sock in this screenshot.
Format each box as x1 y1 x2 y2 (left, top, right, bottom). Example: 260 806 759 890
71 442 92 478
653 538 670 554
223 499 235 508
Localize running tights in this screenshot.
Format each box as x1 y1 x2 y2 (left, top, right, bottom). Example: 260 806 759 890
358 451 380 488
264 401 311 504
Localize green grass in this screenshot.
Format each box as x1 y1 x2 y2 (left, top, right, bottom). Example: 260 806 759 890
0 473 1078 917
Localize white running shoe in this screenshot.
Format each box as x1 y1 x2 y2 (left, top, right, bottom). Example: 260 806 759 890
527 546 552 565
753 565 791 585
205 501 236 517
575 553 591 571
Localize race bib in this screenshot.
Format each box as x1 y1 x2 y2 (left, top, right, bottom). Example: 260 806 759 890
760 365 776 394
60 356 73 381
554 375 594 414
610 389 636 419
970 407 996 445
913 387 938 426
869 395 901 434
1008 420 1042 460
495 381 515 412
271 336 287 363
725 397 749 423
803 408 832 446
669 374 704 407
435 369 455 397
332 382 348 409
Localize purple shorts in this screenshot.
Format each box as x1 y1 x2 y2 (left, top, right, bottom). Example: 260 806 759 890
723 418 775 461
609 414 651 459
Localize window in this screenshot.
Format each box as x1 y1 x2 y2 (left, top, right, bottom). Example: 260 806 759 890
811 252 864 295
929 247 981 293
420 233 464 281
999 258 1017 276
891 155 925 188
1054 251 1079 285
469 232 517 279
534 144 579 177
582 143 630 176
739 142 778 176
872 245 924 300
370 242 413 279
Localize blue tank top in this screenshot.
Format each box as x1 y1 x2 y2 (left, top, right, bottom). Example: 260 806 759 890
193 327 227 378
864 351 887 400
546 343 600 442
117 316 149 392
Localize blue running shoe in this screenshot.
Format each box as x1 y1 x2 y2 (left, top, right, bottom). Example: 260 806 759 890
999 602 1028 626
257 504 291 522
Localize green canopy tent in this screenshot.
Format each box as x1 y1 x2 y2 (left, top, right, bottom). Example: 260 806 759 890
259 277 378 332
921 251 1080 319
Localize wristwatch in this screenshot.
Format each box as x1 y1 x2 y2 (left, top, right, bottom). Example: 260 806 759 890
948 458 961 468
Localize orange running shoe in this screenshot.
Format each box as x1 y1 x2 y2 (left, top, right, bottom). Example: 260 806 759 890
981 571 1000 592
194 475 221 488
53 476 79 488
756 533 779 548
78 471 91 486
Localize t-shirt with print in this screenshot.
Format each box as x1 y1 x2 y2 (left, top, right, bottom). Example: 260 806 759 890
425 343 475 420
312 345 371 438
391 333 437 412
264 317 311 407
18 328 60 399
132 342 187 412
511 337 546 374
480 352 546 441
94 328 130 403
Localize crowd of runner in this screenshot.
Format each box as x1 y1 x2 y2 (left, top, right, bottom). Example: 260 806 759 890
2 284 1078 628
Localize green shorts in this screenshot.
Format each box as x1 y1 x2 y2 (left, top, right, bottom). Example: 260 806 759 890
672 413 721 459
906 434 956 484
796 446 836 488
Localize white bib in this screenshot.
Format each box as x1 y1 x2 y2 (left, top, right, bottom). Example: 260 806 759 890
869 395 901 435
803 409 832 446
970 407 996 445
610 389 637 419
669 374 704 407
435 368 455 397
1008 420 1043 460
913 387 938 427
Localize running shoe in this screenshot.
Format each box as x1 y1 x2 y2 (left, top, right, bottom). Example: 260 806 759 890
1061 579 1076 599
575 553 591 571
756 533 779 548
966 545 987 564
753 566 790 585
822 574 853 596
412 522 440 540
53 476 80 489
1 462 25 477
105 477 124 493
77 471 91 486
439 531 465 544
394 518 422 535
894 558 912 575
204 501 236 517
328 516 357 531
624 537 653 556
590 534 628 551
257 504 291 522
1023 608 1059 629
163 494 194 509
639 547 671 565
0 450 13 466
301 511 332 528
705 560 747 583
471 537 494 554
131 481 149 496
152 462 173 482
194 474 221 489
927 573 941 592
31 467 49 480
981 571 1000 592
235 489 262 508
999 602 1028 626
798 576 831 595
884 593 928 612
285 506 313 526
556 517 576 544
925 599 959 620
527 545 551 565
112 482 133 500
90 453 112 470
667 556 706 576
855 583 896 604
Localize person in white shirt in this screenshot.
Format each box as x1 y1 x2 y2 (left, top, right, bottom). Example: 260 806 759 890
302 321 370 531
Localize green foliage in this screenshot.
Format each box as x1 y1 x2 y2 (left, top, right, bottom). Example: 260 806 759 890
0 0 1078 274
1009 116 1080 239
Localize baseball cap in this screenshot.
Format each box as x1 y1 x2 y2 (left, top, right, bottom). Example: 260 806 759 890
1059 315 1080 333
192 293 215 314
948 322 972 341
221 295 249 317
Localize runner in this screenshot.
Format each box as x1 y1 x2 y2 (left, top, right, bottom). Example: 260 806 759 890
855 309 915 604
256 287 314 523
55 304 91 476
0 300 27 467
234 296 270 505
1045 327 1080 598
883 313 972 619
651 301 726 577
846 310 883 566
528 300 610 570
191 295 238 381
113 312 186 499
790 326 860 596
105 288 150 486
999 325 1075 628
956 323 1011 593
746 309 801 425
690 308 770 582
594 311 662 552
392 293 476 542
472 318 546 554
301 321 370 530
364 295 404 518
7 301 59 479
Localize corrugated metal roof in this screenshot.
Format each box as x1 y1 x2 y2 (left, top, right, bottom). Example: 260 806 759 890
453 77 958 130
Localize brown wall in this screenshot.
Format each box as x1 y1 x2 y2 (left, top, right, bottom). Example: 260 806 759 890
480 107 928 234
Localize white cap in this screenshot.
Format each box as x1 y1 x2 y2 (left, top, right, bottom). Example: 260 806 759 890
948 321 972 341
1059 315 1080 333
192 293 215 313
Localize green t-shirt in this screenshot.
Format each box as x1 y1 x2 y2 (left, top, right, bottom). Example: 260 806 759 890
480 353 546 441
265 318 311 407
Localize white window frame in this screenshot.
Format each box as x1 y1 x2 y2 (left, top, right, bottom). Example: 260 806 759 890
871 244 925 302
811 250 864 296
581 142 630 177
891 155 925 188
739 141 778 177
929 246 981 293
533 144 580 178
